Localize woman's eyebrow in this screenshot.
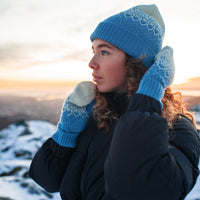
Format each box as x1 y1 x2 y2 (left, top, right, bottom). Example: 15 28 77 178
98 44 113 49
92 43 114 50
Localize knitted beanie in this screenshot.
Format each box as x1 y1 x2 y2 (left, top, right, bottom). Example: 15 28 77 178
90 4 165 68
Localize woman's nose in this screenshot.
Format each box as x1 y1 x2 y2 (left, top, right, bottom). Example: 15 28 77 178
88 56 98 70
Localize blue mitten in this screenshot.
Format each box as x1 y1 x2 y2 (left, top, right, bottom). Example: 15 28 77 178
52 81 95 148
136 46 175 106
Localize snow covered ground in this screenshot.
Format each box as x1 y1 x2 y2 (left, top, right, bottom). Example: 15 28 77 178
0 120 61 199
0 174 61 200
0 113 199 199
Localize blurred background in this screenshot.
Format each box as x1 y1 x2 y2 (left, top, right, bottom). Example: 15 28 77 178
0 0 200 128
0 0 200 199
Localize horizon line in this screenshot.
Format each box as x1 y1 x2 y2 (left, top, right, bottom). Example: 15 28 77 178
0 76 200 89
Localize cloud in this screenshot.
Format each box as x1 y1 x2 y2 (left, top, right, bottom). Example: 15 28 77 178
0 0 200 83
0 0 96 71
0 41 91 71
0 42 52 68
61 50 91 63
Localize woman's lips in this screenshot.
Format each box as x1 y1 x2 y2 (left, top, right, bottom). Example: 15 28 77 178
92 74 102 82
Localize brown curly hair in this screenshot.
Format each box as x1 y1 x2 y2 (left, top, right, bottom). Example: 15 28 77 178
93 54 196 131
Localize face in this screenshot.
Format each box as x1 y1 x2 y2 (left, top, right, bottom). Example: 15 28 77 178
89 39 128 93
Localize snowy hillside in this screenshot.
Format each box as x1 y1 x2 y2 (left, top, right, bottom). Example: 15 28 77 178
0 120 61 200
0 118 199 200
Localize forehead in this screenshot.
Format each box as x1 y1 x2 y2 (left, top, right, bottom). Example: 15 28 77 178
92 39 116 49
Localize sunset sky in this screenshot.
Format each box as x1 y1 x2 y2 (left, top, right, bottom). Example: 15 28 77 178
1 0 200 88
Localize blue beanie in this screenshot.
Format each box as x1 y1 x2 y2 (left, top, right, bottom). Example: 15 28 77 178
90 4 165 69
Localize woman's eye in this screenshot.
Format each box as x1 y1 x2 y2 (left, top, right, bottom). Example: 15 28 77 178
101 50 109 55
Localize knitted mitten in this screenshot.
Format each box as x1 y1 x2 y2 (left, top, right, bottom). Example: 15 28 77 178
136 46 175 106
52 81 96 148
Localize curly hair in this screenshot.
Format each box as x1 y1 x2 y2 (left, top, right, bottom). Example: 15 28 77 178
93 54 196 131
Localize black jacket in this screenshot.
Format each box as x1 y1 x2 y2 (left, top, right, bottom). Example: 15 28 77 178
29 93 200 200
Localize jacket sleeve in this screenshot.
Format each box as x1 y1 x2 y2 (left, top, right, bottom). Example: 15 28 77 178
169 115 200 197
29 138 74 192
104 94 200 200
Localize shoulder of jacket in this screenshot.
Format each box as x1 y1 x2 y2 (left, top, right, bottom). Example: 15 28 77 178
172 114 199 135
169 115 200 168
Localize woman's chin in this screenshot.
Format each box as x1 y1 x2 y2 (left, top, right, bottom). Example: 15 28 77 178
96 85 111 93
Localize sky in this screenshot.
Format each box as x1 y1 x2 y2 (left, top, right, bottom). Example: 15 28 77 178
1 0 200 87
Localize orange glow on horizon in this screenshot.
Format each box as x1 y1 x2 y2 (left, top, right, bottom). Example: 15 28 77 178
1 76 200 90
0 79 81 89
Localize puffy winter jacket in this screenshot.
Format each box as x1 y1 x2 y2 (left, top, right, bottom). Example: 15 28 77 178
29 93 200 200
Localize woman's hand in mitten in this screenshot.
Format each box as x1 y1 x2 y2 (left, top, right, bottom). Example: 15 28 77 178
136 46 175 106
52 81 96 148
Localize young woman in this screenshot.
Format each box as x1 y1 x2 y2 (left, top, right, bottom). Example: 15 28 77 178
29 4 200 200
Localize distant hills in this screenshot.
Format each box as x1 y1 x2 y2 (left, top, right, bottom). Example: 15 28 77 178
0 95 63 130
0 77 199 130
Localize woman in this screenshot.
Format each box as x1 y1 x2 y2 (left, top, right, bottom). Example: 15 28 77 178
29 4 200 200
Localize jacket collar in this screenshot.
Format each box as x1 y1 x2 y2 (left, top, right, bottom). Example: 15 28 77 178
101 92 129 116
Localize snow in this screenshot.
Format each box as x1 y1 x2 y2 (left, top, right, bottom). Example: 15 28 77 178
0 120 56 160
0 120 61 199
0 176 61 200
0 117 199 199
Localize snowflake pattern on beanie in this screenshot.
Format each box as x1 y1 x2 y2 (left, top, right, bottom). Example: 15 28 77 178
124 7 163 40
